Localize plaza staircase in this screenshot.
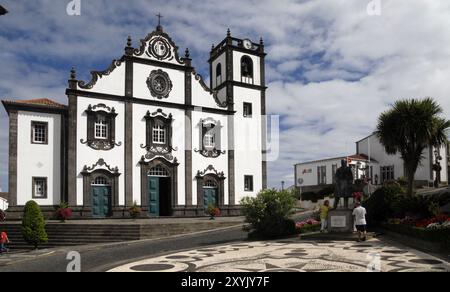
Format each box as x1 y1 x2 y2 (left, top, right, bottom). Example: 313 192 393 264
0 220 243 250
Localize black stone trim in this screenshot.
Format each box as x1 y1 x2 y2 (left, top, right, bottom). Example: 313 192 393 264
32 177 48 199
147 69 173 99
215 80 267 92
139 157 179 215
209 39 266 64
195 165 226 209
125 56 133 207
226 44 235 206
67 95 77 206
61 112 68 203
78 58 125 90
8 110 18 206
260 53 267 189
141 109 177 161
80 104 121 151
184 61 193 206
65 89 236 115
133 29 185 65
192 70 228 108
194 118 226 158
129 56 192 72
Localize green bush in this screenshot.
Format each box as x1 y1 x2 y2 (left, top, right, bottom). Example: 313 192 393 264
241 189 297 238
363 185 404 226
22 201 48 249
364 186 450 226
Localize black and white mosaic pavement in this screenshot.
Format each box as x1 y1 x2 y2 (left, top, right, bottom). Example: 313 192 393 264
108 238 450 272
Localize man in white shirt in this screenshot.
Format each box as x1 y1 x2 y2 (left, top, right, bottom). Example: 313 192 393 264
352 202 367 242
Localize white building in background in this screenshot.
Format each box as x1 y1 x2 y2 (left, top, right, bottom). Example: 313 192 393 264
295 133 449 194
2 24 267 218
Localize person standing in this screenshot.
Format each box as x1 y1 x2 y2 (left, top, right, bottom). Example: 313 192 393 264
352 202 367 242
320 200 331 233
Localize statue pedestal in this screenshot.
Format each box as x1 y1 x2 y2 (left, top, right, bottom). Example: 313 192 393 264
327 209 354 233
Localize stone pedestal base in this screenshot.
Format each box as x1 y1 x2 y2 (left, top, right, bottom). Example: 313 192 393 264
328 209 354 233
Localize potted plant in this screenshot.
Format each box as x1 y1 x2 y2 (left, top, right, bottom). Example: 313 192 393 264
55 202 72 223
206 204 221 220
128 201 142 219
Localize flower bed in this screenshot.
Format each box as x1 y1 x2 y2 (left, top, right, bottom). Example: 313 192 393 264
295 219 320 234
382 217 450 251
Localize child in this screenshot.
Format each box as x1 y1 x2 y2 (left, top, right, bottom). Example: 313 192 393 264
0 231 9 253
320 200 330 233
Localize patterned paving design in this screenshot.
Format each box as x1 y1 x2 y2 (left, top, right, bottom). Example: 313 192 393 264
108 238 450 272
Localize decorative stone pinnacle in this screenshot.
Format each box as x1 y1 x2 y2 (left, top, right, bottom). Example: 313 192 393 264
127 35 132 47
70 67 76 80
227 28 231 37
185 48 190 58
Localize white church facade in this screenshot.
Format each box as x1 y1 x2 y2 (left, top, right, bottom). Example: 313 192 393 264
2 24 267 218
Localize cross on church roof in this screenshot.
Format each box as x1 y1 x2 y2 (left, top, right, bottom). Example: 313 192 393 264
156 13 163 26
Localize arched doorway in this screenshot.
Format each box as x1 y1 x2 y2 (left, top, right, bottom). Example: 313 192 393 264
203 178 219 208
147 164 171 217
91 176 112 218
139 157 179 217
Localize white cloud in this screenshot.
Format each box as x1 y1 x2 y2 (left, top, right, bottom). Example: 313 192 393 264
1 0 450 191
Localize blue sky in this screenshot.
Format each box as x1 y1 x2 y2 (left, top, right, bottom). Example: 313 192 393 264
1 0 450 192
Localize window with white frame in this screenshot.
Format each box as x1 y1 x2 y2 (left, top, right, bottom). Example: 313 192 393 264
31 122 48 144
152 124 166 144
32 177 47 199
148 165 169 177
94 116 108 139
204 131 216 149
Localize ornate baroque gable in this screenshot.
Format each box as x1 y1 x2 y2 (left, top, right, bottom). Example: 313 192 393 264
133 27 185 65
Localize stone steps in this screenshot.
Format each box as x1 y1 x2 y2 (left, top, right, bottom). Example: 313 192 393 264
1 221 242 249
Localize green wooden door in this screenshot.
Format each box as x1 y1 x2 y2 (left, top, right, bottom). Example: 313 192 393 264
91 186 111 218
203 188 218 208
148 177 160 216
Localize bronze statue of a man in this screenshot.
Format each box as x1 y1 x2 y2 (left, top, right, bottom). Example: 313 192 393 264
334 159 354 209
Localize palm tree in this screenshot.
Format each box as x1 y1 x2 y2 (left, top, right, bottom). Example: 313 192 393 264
376 98 450 196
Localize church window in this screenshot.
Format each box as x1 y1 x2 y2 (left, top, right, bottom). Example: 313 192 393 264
32 177 47 199
152 124 166 144
144 111 173 151
31 121 48 144
243 103 252 118
83 104 118 150
244 175 254 192
241 56 253 84
94 116 108 139
216 63 222 85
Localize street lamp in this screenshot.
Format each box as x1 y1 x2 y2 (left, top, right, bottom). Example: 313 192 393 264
281 181 285 191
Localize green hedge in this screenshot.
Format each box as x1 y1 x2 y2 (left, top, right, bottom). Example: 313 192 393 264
383 223 450 250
